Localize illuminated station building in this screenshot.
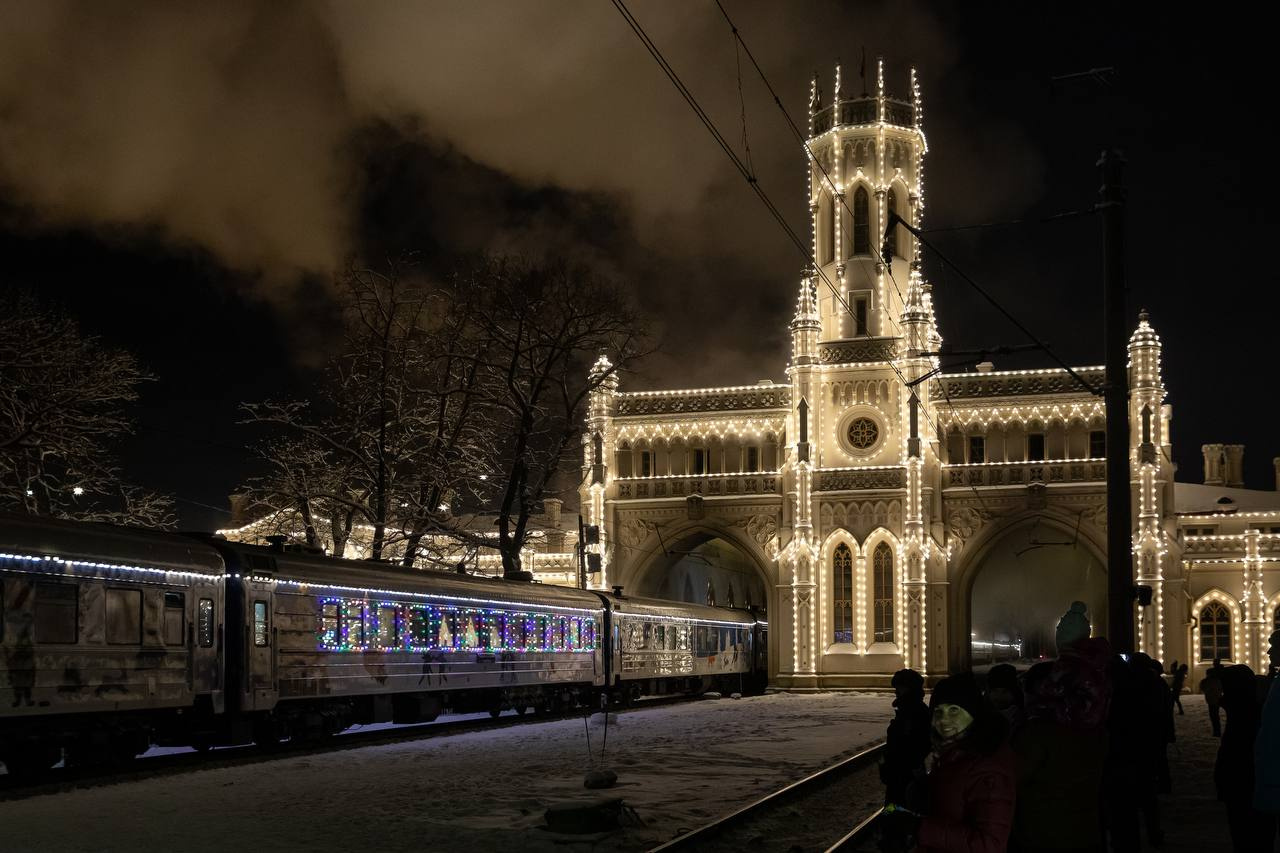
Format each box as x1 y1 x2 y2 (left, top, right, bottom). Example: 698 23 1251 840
225 60 1280 690
575 60 1280 689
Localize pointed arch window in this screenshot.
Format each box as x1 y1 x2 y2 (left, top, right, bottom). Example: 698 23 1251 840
853 186 870 255
1199 601 1231 661
873 542 894 644
833 544 853 644
886 189 900 258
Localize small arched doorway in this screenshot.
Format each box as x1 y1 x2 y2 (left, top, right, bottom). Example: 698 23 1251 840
959 514 1107 668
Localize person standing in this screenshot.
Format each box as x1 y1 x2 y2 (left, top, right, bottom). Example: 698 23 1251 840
1170 662 1188 715
881 668 933 806
1205 658 1226 738
1216 664 1275 851
1010 655 1110 853
1254 632 1280 846
888 673 1016 853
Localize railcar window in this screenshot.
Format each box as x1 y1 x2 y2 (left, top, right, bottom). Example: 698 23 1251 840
198 598 215 647
163 592 186 646
343 603 365 646
106 588 142 645
253 600 269 647
377 605 398 647
409 606 429 646
320 602 339 646
35 582 78 644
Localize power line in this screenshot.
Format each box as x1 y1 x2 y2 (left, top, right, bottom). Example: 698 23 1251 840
613 0 953 461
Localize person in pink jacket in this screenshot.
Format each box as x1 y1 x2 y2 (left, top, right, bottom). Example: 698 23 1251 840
911 673 1017 853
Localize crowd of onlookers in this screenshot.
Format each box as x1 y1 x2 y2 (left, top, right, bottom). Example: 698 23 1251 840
877 602 1280 852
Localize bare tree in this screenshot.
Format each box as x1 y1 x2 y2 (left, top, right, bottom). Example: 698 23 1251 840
0 292 175 528
462 258 645 579
242 256 645 576
243 258 497 562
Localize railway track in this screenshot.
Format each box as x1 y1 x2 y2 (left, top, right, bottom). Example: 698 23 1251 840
0 693 695 801
649 741 886 853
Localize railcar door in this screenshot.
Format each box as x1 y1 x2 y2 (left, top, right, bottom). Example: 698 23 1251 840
243 578 278 711
189 581 223 713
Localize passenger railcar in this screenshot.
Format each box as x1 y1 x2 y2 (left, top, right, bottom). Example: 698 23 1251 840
0 516 225 774
204 539 607 744
603 595 762 701
0 515 768 775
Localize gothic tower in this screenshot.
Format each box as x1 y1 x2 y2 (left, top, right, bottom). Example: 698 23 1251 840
806 60 926 343
779 59 939 688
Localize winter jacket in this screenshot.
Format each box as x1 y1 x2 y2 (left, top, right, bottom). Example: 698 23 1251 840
917 742 1017 853
1010 718 1109 851
1255 677 1280 814
882 698 933 804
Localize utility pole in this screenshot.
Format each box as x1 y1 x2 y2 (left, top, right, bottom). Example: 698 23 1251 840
1099 149 1134 653
576 514 588 590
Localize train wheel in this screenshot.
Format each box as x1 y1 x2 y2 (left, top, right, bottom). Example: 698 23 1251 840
1 743 60 778
489 707 503 719
252 717 281 749
514 705 528 716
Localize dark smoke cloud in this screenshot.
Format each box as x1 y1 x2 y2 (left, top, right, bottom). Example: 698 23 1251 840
0 0 1043 387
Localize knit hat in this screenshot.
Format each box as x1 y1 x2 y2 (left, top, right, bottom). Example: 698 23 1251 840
891 668 924 691
929 672 984 717
1055 601 1091 652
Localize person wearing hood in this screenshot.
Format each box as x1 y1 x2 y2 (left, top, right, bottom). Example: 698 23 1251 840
891 672 1015 853
881 668 933 806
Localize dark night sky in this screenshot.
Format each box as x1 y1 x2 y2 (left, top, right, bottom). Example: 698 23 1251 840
1 2 1276 529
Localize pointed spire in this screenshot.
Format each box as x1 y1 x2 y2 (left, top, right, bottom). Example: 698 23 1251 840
876 56 885 122
910 66 922 128
834 63 842 103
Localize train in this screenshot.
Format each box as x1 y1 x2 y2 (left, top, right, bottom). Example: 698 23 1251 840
0 514 767 775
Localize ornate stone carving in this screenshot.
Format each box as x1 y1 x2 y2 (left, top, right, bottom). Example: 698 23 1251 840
947 507 987 544
816 468 905 491
614 386 790 416
618 517 655 547
818 338 899 364
733 513 779 548
933 367 1104 400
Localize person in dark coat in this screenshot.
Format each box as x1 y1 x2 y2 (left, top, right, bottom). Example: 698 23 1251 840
1169 662 1188 715
1204 657 1226 737
1011 645 1111 853
1130 652 1172 846
881 668 932 805
890 672 1015 853
1255 632 1280 834
1215 664 1276 851
985 663 1024 729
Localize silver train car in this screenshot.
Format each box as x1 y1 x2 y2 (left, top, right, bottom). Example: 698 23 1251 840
0 515 767 774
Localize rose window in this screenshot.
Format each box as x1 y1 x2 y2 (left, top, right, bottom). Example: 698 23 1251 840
847 417 879 450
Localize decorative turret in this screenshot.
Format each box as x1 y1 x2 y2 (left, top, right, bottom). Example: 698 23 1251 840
805 57 927 345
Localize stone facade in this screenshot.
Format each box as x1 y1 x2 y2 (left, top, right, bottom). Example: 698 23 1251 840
574 60 1280 688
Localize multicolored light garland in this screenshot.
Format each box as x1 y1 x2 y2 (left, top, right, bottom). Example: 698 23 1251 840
316 595 599 654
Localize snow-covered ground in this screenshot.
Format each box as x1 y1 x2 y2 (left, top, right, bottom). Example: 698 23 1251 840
0 692 894 852
1163 697 1236 853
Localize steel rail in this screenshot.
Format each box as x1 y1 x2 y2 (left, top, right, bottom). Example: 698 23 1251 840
647 740 886 852
823 805 885 852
